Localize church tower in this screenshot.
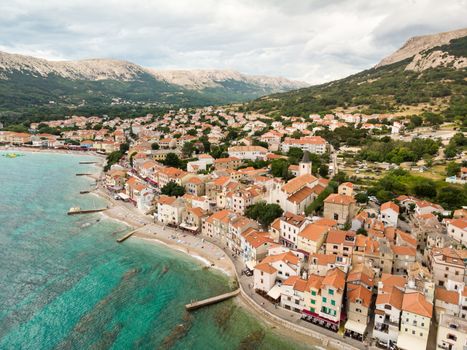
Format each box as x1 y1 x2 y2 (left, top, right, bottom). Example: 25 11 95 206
299 151 312 176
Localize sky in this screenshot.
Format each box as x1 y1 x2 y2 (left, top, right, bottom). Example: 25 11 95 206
1 0 466 84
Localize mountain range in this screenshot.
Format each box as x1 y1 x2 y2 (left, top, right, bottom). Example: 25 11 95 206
0 52 306 123
1 28 466 125
245 28 467 118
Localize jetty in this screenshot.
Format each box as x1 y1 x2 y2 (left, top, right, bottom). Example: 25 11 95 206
79 161 97 164
67 207 107 215
116 227 143 243
79 190 91 194
185 289 240 311
76 173 92 176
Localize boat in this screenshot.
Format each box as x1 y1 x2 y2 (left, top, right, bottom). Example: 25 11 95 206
2 153 25 158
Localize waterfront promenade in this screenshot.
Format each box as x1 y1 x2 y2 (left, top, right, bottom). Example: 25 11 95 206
97 194 367 349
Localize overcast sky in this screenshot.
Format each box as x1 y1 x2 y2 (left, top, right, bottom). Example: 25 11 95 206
1 0 466 84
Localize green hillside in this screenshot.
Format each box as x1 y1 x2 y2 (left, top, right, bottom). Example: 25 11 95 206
245 36 467 119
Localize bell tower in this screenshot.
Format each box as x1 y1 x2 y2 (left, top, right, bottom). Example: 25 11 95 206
299 151 312 176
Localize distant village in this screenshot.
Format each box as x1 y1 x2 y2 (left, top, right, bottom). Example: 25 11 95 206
1 107 466 350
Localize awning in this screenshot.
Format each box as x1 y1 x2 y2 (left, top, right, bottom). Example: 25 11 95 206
397 333 428 350
179 223 198 231
118 193 130 200
344 319 367 335
245 261 256 271
267 284 282 300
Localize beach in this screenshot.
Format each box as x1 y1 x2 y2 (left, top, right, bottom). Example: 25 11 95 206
0 147 332 349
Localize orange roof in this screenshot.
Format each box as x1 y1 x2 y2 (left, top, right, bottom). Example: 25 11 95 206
402 292 433 318
206 209 234 224
212 176 230 186
261 251 300 266
214 156 240 164
187 206 205 218
255 262 277 274
287 186 315 204
298 224 328 242
381 201 400 213
307 274 324 290
187 176 203 184
270 217 281 231
324 193 356 205
448 218 467 230
243 231 273 249
397 231 417 247
283 276 308 292
282 174 317 194
158 195 176 205
322 268 346 291
376 286 404 309
326 230 355 245
392 245 416 256
347 284 372 308
314 218 338 227
309 253 338 266
282 212 307 227
381 273 406 289
435 287 459 305
347 263 375 287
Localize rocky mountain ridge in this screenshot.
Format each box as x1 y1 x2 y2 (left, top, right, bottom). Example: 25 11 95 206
0 51 306 91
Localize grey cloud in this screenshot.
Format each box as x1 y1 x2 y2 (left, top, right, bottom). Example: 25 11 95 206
0 0 465 84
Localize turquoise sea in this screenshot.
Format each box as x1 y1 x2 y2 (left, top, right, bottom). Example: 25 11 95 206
0 151 308 350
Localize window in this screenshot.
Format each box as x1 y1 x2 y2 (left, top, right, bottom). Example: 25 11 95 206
323 297 327 303
260 279 263 284
311 299 316 304
311 291 316 296
447 334 457 341
329 289 334 295
334 214 339 220
310 307 315 313
331 300 336 306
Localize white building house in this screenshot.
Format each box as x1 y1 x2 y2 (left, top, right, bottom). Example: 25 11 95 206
436 313 467 350
227 145 268 160
380 201 400 228
446 218 467 246
397 292 433 350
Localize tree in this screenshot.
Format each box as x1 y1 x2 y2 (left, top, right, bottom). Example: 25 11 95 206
410 115 423 127
161 181 185 197
104 150 123 172
319 164 329 178
287 147 303 164
163 153 182 168
446 162 461 177
305 186 334 215
436 185 467 210
187 129 197 136
151 142 160 150
355 192 368 204
182 141 195 157
356 227 368 236
245 202 283 228
413 180 437 199
271 158 290 179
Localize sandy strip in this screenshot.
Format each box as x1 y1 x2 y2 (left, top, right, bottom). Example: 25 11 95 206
0 145 106 158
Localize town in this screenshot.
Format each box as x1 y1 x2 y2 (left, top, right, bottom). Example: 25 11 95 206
1 107 466 350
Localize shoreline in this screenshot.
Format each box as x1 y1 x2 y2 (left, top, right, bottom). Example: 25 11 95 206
0 145 107 159
8 149 351 349
84 162 351 349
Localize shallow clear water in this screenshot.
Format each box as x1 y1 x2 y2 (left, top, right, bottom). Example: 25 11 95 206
0 151 308 350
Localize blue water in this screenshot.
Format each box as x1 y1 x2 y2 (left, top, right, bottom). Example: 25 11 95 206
0 151 307 350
